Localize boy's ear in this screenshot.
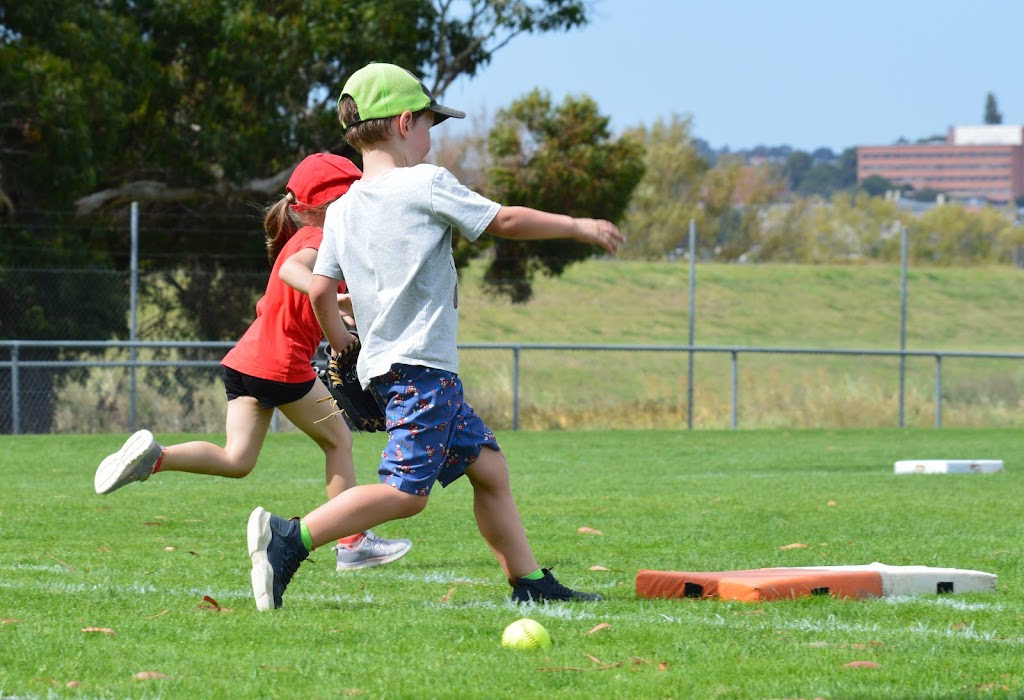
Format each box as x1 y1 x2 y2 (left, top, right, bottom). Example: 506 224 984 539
397 110 414 136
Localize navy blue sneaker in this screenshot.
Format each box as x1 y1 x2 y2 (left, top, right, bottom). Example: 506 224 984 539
247 507 309 611
510 568 602 603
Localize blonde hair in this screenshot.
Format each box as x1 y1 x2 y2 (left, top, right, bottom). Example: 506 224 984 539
262 192 330 264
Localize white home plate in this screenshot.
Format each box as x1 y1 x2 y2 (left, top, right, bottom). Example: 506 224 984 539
894 459 1004 474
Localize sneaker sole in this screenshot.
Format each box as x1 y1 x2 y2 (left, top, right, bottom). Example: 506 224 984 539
94 429 155 495
335 541 412 572
247 507 274 612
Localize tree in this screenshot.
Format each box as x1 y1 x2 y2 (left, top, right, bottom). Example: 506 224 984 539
795 147 857 197
0 0 594 431
478 90 645 301
984 92 1003 125
618 115 709 260
782 151 814 192
860 174 896 197
1 0 595 333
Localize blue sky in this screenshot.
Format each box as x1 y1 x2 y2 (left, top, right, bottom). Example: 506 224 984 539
443 0 1023 153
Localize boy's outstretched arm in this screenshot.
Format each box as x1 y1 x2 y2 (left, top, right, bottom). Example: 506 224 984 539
309 273 357 351
485 206 624 255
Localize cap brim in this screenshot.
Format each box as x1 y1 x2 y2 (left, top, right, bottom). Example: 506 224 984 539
429 104 466 126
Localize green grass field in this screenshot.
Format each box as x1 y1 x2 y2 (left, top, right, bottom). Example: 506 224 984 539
2 429 1022 699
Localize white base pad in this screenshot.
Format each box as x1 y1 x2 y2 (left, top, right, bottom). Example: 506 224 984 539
894 459 1004 475
806 562 997 596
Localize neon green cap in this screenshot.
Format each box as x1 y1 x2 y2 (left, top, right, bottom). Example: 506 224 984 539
339 63 466 129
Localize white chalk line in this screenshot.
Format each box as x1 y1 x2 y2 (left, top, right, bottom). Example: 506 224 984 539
2 570 1021 644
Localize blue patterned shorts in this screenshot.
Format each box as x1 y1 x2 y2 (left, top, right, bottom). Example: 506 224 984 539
369 364 500 496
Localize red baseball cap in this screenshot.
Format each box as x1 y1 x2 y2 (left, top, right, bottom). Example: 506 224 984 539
286 153 362 211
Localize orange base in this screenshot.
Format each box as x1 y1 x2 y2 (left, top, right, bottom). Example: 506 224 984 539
636 568 885 602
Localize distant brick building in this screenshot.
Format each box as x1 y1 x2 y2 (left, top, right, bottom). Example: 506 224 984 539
857 125 1024 202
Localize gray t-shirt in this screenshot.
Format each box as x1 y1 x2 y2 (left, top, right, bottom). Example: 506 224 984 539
315 164 500 387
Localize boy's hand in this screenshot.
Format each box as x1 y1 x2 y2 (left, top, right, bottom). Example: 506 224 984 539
573 218 624 255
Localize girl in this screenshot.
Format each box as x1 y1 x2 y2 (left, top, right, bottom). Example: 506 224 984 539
95 153 412 572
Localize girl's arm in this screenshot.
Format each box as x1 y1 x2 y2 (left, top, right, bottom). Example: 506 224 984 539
278 247 318 294
280 247 354 324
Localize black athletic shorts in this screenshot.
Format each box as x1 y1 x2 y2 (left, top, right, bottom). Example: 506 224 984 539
221 365 316 409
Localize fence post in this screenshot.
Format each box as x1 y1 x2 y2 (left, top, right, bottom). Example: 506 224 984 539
934 354 943 429
130 202 140 431
898 225 908 428
10 342 19 435
730 350 738 430
687 219 696 430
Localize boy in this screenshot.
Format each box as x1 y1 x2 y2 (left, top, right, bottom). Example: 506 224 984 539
247 62 623 610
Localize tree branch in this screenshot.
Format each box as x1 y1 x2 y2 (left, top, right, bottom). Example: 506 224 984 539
73 166 295 216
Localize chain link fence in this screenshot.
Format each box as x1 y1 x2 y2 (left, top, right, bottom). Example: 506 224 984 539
4 211 1024 434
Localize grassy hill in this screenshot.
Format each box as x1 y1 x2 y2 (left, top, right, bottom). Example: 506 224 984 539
451 260 1024 430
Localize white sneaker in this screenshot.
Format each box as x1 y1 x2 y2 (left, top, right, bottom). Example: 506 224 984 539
94 429 164 495
334 530 412 571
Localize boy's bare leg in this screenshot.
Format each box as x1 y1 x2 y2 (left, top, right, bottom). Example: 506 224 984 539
464 448 540 580
302 483 425 550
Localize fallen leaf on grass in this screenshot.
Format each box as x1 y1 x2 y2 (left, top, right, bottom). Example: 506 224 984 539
779 543 808 550
342 689 364 696
577 527 603 536
440 587 457 603
65 681 79 688
198 595 233 613
827 501 838 507
589 565 610 571
584 654 604 664
842 661 879 669
133 671 171 680
2 618 23 625
586 623 611 635
146 609 171 619
165 547 175 552
631 657 668 671
81 627 116 636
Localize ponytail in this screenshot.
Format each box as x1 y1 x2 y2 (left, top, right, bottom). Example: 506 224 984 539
263 193 302 264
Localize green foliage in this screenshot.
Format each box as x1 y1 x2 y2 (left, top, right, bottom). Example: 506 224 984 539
478 89 645 301
911 203 1024 265
750 195 1022 265
794 147 858 197
2 430 1024 698
619 115 709 259
1 0 594 338
984 91 1003 125
859 174 896 197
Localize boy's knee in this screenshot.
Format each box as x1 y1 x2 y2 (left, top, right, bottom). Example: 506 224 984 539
394 490 429 518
